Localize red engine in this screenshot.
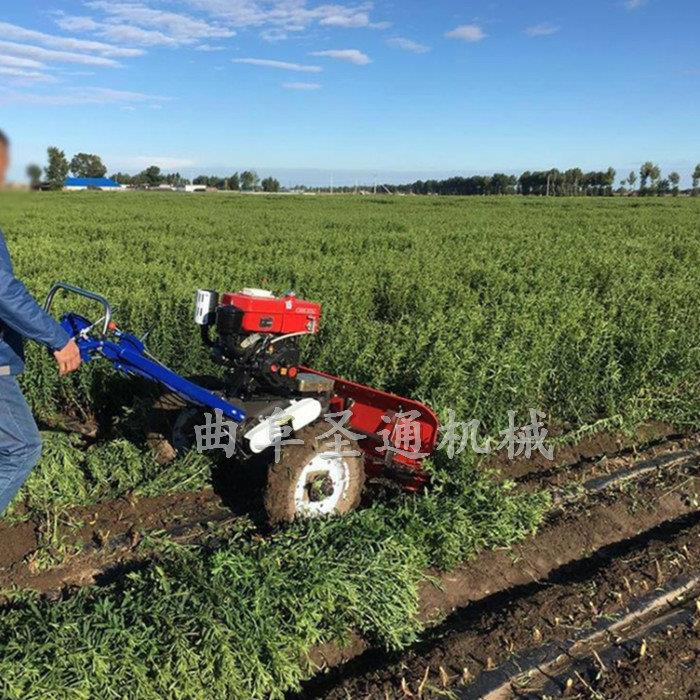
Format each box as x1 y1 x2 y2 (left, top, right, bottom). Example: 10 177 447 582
195 288 322 396
218 289 321 335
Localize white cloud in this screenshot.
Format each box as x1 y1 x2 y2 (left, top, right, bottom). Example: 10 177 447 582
56 4 235 49
84 2 235 45
445 24 487 42
0 54 45 69
0 21 142 57
283 81 321 90
177 0 386 33
319 11 389 29
525 23 560 37
0 66 56 83
386 37 430 54
93 24 180 47
0 40 122 67
0 86 168 107
310 49 371 65
625 0 647 9
194 43 226 51
55 16 101 32
232 57 322 72
52 1 391 54
261 29 288 42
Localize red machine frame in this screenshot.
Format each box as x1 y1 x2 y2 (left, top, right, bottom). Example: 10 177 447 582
301 367 439 491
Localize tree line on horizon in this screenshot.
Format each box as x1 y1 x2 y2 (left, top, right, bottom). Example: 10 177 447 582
26 147 281 193
26 148 700 198
327 164 700 197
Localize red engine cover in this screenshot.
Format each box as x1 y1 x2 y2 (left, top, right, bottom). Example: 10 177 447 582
219 289 321 334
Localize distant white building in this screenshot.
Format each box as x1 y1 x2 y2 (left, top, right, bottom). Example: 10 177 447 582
184 184 207 192
64 177 123 191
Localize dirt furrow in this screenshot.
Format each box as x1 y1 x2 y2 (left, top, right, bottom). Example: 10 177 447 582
494 422 678 483
0 488 247 594
300 461 700 697
465 575 700 699
0 432 696 628
557 605 700 699
515 432 699 494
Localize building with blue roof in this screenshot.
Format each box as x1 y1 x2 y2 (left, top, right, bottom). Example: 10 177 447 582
64 177 122 191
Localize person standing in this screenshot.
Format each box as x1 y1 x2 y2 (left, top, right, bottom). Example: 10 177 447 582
0 129 82 514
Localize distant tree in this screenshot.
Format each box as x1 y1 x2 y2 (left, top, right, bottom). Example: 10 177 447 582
639 162 660 195
627 170 637 194
138 166 163 187
261 176 280 193
110 172 133 185
26 163 42 189
693 164 700 196
657 178 670 196
70 153 107 179
227 173 240 191
603 167 616 195
162 172 188 187
489 173 516 195
45 146 69 190
193 175 210 186
668 171 680 196
240 170 259 191
564 168 583 195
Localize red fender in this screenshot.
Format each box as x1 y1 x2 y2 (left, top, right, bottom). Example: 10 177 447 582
300 367 440 491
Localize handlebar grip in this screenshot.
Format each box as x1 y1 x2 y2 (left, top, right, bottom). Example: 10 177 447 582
44 282 113 336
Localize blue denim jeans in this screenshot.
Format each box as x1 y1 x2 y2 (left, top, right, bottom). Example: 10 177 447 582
0 376 42 515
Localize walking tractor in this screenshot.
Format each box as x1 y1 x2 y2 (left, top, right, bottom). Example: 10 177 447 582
45 283 439 523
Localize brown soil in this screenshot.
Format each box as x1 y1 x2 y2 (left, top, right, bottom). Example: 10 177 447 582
506 429 696 494
0 421 696 700
508 585 700 700
489 421 676 481
299 449 700 696
301 504 700 699
0 488 232 593
565 612 700 700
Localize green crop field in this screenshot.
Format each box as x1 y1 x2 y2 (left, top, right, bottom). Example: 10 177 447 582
0 191 698 698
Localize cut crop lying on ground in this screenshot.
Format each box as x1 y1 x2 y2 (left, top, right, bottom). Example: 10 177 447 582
0 470 547 699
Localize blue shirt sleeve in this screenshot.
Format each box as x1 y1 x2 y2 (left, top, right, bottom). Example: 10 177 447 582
0 232 71 352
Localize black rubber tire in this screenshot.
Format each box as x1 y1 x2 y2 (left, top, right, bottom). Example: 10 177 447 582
264 421 365 525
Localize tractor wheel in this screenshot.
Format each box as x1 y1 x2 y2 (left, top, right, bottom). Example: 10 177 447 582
145 377 222 464
264 422 365 525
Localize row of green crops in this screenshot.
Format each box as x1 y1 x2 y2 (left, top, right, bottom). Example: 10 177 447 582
4 192 698 435
0 191 698 697
17 433 210 517
0 468 547 699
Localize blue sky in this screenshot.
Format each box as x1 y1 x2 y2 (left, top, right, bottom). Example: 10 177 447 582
0 0 698 186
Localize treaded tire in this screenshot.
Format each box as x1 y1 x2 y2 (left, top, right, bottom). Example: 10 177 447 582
264 421 365 525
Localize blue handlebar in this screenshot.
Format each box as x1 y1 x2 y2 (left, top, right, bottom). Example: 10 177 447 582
61 312 246 423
